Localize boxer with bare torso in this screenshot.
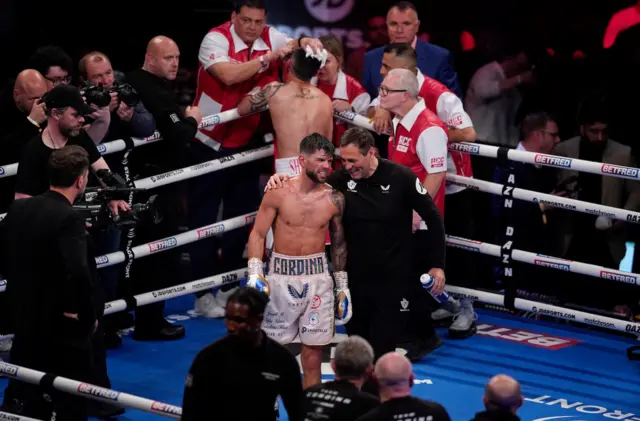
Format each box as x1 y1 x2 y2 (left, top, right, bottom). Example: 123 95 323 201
245 133 352 389
238 48 334 177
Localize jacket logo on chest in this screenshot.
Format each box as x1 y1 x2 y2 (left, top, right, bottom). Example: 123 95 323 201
397 136 411 153
347 180 357 192
261 372 280 381
381 185 390 193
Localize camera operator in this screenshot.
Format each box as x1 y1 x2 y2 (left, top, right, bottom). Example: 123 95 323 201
0 145 101 421
13 84 130 215
125 35 202 341
79 51 156 349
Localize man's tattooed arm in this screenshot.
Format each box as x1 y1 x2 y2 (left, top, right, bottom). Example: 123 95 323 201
329 189 347 272
237 82 284 116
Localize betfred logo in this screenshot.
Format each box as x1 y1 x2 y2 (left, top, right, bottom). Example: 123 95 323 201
197 225 224 239
601 164 639 178
151 402 182 416
431 157 445 168
600 270 637 285
450 143 480 154
96 255 109 265
0 167 4 175
533 259 570 271
148 237 178 253
77 383 120 401
534 155 572 168
97 144 107 154
0 362 18 377
245 215 256 225
476 323 581 349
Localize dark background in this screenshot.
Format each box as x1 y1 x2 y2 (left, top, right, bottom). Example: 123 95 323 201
0 0 634 83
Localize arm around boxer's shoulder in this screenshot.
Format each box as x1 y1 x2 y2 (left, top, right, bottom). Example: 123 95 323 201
329 188 347 272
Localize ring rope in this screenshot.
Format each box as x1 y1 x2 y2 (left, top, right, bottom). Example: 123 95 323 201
0 411 43 421
447 173 640 224
0 361 181 419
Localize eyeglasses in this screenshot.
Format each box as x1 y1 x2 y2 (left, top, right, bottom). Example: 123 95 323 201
378 86 407 96
45 76 71 85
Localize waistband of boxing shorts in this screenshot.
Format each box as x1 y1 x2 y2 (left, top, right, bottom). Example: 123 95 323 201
275 156 302 177
269 251 329 276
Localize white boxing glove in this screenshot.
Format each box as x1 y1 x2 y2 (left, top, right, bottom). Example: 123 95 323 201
247 257 270 295
334 271 352 325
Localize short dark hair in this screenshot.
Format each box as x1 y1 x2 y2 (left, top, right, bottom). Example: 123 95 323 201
291 49 322 82
48 145 90 188
29 45 73 77
520 112 553 139
300 133 335 156
383 43 417 67
233 0 267 13
340 127 375 155
227 287 269 317
389 1 418 14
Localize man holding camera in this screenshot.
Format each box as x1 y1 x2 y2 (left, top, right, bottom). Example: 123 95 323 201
125 35 202 341
0 145 101 421
79 51 156 350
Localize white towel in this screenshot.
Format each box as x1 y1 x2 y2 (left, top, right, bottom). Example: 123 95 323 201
305 45 328 68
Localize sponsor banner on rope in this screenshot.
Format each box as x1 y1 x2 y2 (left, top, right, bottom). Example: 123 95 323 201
201 115 221 127
104 302 113 311
245 214 256 226
145 132 162 142
532 197 577 211
476 323 580 349
626 213 640 224
446 236 482 252
526 394 640 421
449 143 480 155
151 401 182 416
191 161 214 172
0 412 21 420
335 110 357 122
77 383 120 401
626 323 640 334
584 208 617 218
97 144 107 154
533 258 571 271
530 306 577 320
218 156 235 164
583 318 616 329
148 237 178 253
534 154 573 168
152 285 187 299
0 362 18 377
150 169 184 183
600 270 638 285
601 164 639 178
96 255 109 265
197 224 225 239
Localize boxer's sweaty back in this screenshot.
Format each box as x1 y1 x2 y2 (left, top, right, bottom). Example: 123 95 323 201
269 83 334 158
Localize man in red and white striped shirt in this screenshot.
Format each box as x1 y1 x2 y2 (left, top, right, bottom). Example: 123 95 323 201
377 61 478 340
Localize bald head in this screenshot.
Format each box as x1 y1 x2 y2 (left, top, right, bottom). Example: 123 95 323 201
144 36 180 80
374 352 413 388
484 375 523 412
14 69 48 113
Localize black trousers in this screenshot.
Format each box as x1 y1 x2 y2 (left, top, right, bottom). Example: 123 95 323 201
5 336 93 421
128 182 184 330
444 189 480 288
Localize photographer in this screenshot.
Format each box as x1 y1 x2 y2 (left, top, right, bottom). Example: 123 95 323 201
125 36 201 341
79 51 156 349
13 84 129 214
0 145 101 421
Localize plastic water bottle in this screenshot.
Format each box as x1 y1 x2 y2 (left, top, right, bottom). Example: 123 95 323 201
420 274 449 304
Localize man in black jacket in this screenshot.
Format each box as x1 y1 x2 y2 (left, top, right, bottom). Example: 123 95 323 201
125 36 201 341
470 374 522 421
0 145 100 421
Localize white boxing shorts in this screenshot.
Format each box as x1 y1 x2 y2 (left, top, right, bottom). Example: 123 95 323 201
267 157 303 249
262 251 335 346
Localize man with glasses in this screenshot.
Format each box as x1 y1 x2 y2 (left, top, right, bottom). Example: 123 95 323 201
28 46 73 90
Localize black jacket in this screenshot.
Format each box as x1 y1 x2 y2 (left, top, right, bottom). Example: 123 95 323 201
470 409 521 421
126 68 198 177
0 191 101 349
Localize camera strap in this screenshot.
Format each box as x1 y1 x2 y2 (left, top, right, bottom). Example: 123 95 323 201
120 137 137 291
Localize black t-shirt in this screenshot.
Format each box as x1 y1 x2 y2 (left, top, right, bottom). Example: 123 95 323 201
356 396 451 421
326 159 446 280
181 332 304 421
301 379 379 421
15 132 102 197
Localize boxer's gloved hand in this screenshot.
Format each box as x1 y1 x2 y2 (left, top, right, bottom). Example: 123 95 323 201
334 271 352 325
247 257 270 295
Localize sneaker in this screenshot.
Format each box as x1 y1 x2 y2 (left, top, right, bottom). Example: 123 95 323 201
448 299 478 339
431 297 461 327
194 292 225 318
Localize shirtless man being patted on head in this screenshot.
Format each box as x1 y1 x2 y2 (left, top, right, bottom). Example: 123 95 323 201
238 48 334 177
245 133 352 388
